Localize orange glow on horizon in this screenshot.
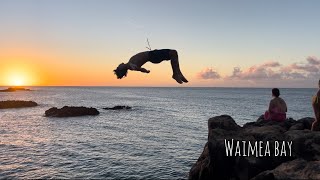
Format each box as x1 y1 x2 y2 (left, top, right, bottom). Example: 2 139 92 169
9 75 24 86
0 47 196 87
1 63 38 86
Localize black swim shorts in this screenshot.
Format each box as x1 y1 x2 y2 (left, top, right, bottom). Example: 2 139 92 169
148 49 171 64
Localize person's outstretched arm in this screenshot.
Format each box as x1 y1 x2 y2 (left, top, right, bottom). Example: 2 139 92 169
137 67 150 73
128 63 150 73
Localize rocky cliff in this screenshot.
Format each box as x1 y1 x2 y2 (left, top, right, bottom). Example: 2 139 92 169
189 115 320 180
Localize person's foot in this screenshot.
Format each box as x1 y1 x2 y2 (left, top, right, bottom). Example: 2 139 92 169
172 74 183 84
180 74 188 83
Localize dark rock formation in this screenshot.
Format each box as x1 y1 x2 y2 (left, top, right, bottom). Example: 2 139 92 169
0 100 38 109
253 158 320 180
45 106 100 117
189 115 320 180
103 106 132 110
0 87 31 92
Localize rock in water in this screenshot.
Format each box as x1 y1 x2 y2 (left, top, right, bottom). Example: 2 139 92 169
188 115 319 180
0 100 38 109
0 87 32 92
45 106 100 117
103 106 132 110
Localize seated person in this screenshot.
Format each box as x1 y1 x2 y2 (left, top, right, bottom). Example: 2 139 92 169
312 80 320 131
264 88 287 121
113 49 188 84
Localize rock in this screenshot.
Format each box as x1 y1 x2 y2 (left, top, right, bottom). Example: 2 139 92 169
297 117 314 130
284 130 320 161
0 87 31 92
253 159 320 180
45 106 99 117
208 115 241 131
188 143 211 180
103 106 132 110
189 115 319 180
251 171 275 180
0 100 38 109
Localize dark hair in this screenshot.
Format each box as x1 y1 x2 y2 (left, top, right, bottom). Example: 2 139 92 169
114 68 128 79
272 88 280 97
113 63 128 79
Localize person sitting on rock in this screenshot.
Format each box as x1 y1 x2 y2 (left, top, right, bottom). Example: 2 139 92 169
264 88 287 121
113 49 188 84
312 80 320 131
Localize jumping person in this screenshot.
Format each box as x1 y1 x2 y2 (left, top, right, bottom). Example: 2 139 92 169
113 49 188 84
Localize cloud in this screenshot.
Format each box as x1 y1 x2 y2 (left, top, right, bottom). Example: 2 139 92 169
197 56 320 86
227 61 282 80
230 67 242 78
307 56 320 65
261 61 281 68
280 57 320 77
291 63 319 73
197 67 221 80
229 57 320 81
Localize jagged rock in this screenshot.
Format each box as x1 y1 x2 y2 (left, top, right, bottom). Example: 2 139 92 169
208 115 241 131
189 115 319 180
0 100 38 109
45 106 99 117
103 106 132 110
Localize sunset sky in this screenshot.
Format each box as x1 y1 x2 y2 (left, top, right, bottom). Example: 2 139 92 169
1 0 320 87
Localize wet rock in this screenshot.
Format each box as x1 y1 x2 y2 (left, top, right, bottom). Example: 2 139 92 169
0 100 38 109
45 106 99 117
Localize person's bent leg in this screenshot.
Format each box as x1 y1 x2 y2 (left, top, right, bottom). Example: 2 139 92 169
312 119 319 131
264 111 270 120
312 105 320 131
311 112 320 131
169 50 188 83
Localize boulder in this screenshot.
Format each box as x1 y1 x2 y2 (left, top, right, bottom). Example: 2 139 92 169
189 115 319 180
0 100 38 109
45 106 99 117
103 106 132 110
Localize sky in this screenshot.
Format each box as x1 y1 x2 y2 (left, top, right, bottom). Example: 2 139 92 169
0 0 320 87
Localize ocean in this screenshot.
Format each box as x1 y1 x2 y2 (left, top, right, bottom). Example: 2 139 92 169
0 87 317 179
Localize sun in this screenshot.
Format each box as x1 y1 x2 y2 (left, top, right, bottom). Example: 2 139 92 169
11 77 24 86
1 60 40 86
3 67 39 86
8 75 26 86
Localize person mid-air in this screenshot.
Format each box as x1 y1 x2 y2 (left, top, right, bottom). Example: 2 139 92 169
113 49 188 84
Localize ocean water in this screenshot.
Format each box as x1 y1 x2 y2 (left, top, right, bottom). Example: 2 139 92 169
0 87 317 179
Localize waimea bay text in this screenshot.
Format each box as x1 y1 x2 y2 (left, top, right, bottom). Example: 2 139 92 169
224 139 292 157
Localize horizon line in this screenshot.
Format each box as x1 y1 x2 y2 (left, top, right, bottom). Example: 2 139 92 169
0 85 317 89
